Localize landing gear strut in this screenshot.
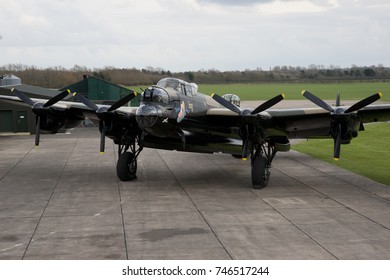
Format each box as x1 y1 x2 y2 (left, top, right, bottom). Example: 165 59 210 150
116 134 143 181
250 141 276 189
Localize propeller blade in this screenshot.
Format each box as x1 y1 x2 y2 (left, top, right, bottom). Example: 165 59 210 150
334 123 342 160
344 92 382 113
251 93 286 115
43 90 70 107
241 125 250 160
73 92 99 111
242 141 249 160
108 91 137 112
100 121 106 154
211 93 241 115
12 88 35 106
302 90 334 112
336 92 341 107
35 116 41 147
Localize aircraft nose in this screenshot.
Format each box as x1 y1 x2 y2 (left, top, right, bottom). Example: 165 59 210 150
136 104 159 129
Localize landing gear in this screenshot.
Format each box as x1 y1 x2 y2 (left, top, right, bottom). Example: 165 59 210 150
117 152 137 181
116 134 143 181
251 156 268 188
250 142 276 189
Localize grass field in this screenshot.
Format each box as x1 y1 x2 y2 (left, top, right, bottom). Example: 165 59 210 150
197 82 390 101
293 123 390 186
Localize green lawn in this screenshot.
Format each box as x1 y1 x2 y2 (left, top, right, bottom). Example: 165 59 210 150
293 123 390 186
197 82 390 101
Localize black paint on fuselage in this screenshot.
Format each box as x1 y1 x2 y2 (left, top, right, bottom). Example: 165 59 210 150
137 78 243 155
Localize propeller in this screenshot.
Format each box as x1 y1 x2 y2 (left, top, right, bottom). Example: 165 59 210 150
73 91 137 113
12 88 70 147
344 93 382 113
251 94 286 114
211 93 285 116
211 92 285 160
301 90 382 160
211 93 242 114
333 123 342 160
73 91 137 154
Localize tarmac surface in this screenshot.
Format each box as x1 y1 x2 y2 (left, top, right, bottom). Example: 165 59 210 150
1 126 390 260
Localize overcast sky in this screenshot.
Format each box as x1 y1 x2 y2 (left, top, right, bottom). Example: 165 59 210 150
0 0 389 71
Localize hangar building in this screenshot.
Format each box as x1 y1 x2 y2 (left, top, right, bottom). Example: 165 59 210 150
61 75 139 106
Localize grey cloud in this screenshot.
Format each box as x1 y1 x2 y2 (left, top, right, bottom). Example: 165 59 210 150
195 0 330 6
196 0 274 6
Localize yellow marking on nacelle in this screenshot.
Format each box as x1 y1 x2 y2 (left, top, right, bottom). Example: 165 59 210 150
379 92 383 98
72 92 77 97
100 152 105 155
134 91 138 96
282 93 286 99
242 158 247 161
211 93 215 97
334 158 340 161
301 90 306 95
67 89 71 94
11 88 15 93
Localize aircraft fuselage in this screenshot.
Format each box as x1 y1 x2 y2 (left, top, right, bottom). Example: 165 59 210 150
135 78 243 155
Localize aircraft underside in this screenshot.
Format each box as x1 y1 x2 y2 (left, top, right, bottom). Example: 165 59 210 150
113 131 278 189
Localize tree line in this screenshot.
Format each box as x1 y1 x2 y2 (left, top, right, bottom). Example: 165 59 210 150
1 64 389 88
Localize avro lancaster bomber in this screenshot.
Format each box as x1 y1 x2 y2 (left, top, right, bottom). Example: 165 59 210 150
1 78 389 188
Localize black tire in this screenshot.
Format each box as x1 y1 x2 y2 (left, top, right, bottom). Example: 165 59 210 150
251 156 267 189
117 152 137 181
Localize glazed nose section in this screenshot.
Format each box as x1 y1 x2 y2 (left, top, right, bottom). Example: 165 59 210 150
136 104 159 129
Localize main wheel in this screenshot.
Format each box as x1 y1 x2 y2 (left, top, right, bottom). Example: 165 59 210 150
251 156 268 189
117 152 137 181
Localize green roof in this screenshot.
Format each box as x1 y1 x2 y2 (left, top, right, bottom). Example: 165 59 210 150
61 75 133 101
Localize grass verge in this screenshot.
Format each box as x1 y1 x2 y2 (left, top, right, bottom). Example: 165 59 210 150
198 82 390 101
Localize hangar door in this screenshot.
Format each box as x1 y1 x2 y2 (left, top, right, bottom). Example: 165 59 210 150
16 111 28 132
0 110 13 132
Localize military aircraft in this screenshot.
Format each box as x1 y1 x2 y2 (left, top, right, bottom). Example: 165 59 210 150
1 77 390 188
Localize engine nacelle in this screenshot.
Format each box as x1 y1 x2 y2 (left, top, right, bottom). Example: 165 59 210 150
35 108 85 133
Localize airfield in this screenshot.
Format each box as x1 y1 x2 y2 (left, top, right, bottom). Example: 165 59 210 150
1 100 390 260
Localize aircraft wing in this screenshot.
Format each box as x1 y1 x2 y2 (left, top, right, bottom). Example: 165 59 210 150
0 93 138 126
0 94 95 111
206 103 390 140
267 107 332 139
270 104 390 138
0 91 139 153
0 94 136 118
355 104 390 123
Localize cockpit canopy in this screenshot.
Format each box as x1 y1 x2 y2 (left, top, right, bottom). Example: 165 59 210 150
157 78 198 97
142 87 169 104
222 94 241 107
